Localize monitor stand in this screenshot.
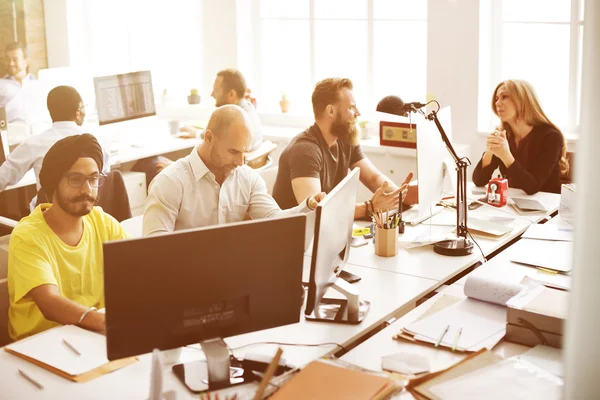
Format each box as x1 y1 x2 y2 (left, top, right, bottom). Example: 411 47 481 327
172 338 248 394
305 278 370 324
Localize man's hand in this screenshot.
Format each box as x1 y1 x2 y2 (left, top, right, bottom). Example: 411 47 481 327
307 192 326 210
371 181 402 212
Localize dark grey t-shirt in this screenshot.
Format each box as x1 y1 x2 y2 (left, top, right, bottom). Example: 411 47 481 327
273 124 365 209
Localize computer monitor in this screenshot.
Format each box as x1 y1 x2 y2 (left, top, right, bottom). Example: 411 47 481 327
103 214 306 392
93 70 156 125
304 167 369 324
403 106 454 224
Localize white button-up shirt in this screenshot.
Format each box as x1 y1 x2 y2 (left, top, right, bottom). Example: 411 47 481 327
0 121 110 209
238 99 263 151
143 146 311 236
0 74 46 123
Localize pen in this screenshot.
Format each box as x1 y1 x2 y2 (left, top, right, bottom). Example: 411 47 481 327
253 347 283 400
452 327 462 351
18 368 44 390
62 338 82 356
435 324 450 347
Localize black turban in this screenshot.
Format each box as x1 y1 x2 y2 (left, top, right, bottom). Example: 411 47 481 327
39 134 104 195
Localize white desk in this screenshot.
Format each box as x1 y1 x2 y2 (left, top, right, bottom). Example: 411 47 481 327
0 264 438 399
347 191 561 284
3 118 199 192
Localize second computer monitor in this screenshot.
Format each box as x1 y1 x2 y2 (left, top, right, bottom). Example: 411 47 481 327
94 70 156 125
305 168 368 324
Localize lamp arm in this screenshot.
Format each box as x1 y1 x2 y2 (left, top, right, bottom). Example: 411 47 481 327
426 110 471 239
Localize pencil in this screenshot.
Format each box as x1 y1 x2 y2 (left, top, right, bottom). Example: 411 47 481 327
18 368 44 390
452 327 462 351
435 325 450 347
253 347 283 400
62 338 81 356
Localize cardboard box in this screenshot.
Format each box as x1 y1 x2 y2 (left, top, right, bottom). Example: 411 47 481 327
506 286 568 348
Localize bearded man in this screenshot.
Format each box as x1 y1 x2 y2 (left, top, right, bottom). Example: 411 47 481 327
273 78 413 219
7 134 128 341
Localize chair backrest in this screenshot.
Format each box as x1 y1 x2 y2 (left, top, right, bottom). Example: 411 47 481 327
258 164 279 196
0 278 9 347
0 234 10 347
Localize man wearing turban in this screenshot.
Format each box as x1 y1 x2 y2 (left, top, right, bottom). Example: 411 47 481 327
7 134 128 341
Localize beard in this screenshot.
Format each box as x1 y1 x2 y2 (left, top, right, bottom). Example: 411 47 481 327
331 115 359 146
210 145 237 177
56 188 98 217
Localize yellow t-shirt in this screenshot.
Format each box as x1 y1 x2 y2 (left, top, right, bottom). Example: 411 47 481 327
7 204 129 341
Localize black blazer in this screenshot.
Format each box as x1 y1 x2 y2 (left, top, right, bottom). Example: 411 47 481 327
472 124 563 194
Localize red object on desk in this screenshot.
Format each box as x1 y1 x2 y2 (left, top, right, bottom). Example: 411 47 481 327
486 176 509 207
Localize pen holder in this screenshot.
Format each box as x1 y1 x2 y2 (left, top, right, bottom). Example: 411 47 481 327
374 226 398 257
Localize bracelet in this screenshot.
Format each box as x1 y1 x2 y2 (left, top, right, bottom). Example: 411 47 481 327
78 307 97 325
364 200 373 218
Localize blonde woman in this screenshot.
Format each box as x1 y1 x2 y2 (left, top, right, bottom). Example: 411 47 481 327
473 79 569 194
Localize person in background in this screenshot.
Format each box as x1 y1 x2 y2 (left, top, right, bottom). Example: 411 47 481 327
272 77 413 219
0 85 110 210
472 79 569 194
7 134 129 341
143 105 323 236
0 42 45 123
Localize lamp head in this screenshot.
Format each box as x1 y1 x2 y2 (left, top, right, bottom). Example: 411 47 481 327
376 95 407 117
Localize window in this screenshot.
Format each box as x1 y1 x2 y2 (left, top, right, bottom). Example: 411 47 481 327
478 0 585 134
83 0 203 102
252 0 427 115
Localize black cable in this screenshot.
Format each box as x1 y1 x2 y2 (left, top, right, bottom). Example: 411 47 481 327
426 99 441 112
467 229 487 263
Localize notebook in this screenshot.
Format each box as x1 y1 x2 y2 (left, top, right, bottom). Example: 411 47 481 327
401 274 525 352
4 325 137 382
269 359 398 400
507 239 573 273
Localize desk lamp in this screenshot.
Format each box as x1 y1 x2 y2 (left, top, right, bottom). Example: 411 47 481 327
376 96 473 256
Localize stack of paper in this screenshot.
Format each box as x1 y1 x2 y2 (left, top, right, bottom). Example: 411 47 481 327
407 349 563 400
522 224 574 242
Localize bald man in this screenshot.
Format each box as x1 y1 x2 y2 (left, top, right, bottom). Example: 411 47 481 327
143 105 324 236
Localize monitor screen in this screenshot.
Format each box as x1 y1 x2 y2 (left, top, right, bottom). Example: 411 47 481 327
103 214 306 360
94 70 156 125
305 168 359 316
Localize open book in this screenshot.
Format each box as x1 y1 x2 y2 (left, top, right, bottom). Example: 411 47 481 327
400 275 525 352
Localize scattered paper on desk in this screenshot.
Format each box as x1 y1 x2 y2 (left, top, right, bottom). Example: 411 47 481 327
428 357 563 400
511 197 551 212
518 345 563 378
463 274 525 305
404 298 506 352
520 274 571 291
507 239 573 273
5 325 109 376
398 224 455 249
381 352 430 375
522 224 574 242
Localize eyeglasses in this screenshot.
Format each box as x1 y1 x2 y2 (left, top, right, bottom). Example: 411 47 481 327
64 172 106 188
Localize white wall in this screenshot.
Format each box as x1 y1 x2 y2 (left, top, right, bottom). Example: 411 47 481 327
427 0 481 176
564 0 600 397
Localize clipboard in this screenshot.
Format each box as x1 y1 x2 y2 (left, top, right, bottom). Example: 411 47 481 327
406 349 501 400
4 347 137 382
4 325 137 383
